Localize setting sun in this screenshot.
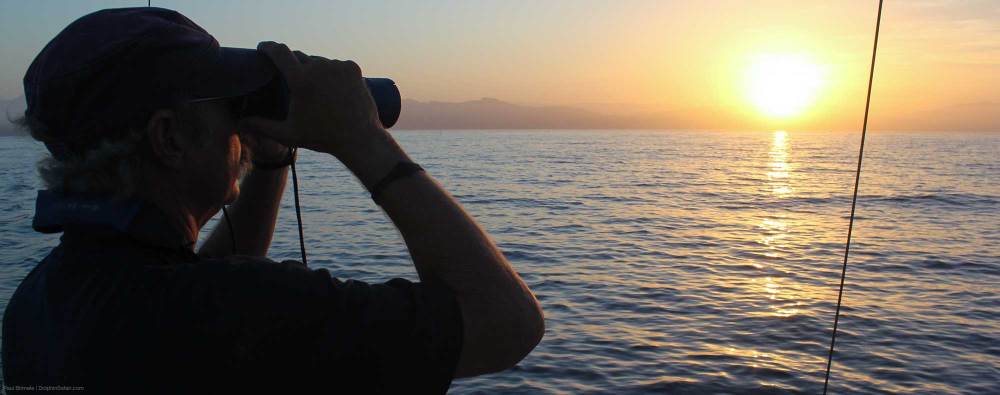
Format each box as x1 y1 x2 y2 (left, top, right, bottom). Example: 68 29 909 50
746 54 824 118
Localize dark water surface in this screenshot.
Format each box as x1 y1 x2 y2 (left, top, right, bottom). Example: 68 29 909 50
1 130 998 393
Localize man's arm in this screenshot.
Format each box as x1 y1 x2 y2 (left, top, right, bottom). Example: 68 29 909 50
239 42 545 377
199 167 288 257
338 128 545 377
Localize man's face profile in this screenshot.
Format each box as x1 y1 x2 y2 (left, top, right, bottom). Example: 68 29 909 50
149 98 250 215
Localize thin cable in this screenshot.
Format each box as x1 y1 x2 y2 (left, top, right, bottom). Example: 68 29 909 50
290 148 308 265
823 1 883 393
221 205 236 255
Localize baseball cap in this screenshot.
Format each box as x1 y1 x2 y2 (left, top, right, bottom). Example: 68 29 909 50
23 7 278 160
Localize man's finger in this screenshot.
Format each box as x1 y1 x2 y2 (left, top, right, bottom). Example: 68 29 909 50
238 116 294 147
257 41 302 84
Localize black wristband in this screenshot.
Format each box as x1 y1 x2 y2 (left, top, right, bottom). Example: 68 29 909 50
252 147 295 171
370 161 424 205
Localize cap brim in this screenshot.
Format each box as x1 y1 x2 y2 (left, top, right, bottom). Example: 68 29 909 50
188 47 276 100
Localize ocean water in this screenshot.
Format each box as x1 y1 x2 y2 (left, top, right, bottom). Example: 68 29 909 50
1 130 998 394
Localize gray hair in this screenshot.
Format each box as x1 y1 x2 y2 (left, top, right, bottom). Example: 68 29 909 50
13 102 211 199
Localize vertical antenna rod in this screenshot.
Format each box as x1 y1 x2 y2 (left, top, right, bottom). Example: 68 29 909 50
823 0 884 393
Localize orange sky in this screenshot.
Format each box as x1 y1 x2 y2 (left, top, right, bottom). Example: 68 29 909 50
1 1 997 131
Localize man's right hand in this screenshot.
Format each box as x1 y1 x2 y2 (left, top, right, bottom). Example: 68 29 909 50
239 41 408 189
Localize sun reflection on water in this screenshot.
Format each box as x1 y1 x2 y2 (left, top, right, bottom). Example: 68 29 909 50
750 130 809 319
768 130 792 196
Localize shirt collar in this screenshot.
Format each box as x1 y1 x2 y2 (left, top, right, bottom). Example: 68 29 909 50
33 189 196 252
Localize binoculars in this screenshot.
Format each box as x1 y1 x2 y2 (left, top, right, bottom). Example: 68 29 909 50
240 64 401 128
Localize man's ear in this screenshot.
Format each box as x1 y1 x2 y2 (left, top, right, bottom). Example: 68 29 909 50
145 109 185 168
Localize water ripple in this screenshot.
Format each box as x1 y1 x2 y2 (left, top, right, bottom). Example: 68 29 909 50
1 131 998 394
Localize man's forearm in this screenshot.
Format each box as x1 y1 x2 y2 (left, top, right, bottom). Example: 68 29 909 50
377 171 543 376
199 167 288 257
339 130 543 377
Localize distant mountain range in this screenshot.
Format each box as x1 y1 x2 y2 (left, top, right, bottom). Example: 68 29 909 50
874 101 999 132
1 95 995 134
0 96 675 135
393 97 673 130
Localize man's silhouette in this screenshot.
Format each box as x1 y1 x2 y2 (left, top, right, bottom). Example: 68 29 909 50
2 8 543 394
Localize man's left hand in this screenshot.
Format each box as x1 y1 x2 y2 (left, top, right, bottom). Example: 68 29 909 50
242 132 294 167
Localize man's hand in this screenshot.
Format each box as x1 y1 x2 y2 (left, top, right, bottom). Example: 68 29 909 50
240 132 292 166
238 42 384 159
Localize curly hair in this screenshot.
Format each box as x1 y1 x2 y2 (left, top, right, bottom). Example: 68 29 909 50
13 102 212 199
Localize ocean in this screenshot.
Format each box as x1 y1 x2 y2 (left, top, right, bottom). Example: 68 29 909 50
1 130 998 393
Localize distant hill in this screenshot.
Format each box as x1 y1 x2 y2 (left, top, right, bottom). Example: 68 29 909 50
394 97 675 130
0 95 671 134
395 97 1000 132
3 94 991 134
875 101 999 132
1 96 27 136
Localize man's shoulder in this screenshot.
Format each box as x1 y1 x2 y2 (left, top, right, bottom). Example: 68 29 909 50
185 255 339 299
195 253 308 274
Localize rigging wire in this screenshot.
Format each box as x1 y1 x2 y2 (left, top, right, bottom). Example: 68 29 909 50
823 0 883 393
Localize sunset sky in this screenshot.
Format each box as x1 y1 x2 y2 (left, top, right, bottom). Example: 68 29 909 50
1 0 996 132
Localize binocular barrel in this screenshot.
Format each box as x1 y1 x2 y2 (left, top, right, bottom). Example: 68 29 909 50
253 51 401 129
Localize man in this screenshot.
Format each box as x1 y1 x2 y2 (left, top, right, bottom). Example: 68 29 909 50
2 7 543 394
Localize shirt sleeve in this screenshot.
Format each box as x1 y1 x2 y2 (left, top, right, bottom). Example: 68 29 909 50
187 257 464 394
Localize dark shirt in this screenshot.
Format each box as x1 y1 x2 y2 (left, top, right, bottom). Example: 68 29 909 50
2 191 463 394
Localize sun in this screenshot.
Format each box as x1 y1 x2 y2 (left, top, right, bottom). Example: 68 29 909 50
745 54 824 118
